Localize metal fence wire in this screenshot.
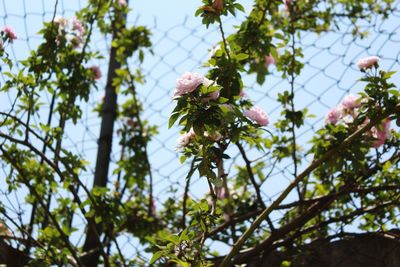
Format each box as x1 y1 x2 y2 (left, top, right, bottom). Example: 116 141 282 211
0 0 399 262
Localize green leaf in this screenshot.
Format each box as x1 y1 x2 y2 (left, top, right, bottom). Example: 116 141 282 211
149 251 164 264
234 3 245 12
235 53 249 61
180 155 187 164
168 113 180 128
388 89 399 97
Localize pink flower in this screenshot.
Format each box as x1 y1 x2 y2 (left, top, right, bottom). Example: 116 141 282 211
90 66 102 80
212 0 224 12
325 107 341 125
176 129 196 151
2 26 17 42
174 72 204 97
340 94 361 110
72 16 85 36
244 106 269 126
371 119 391 148
239 90 247 98
264 54 275 67
118 0 127 6
53 16 68 29
283 0 292 11
357 56 380 70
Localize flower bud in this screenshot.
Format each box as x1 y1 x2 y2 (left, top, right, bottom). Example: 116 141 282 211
212 0 224 12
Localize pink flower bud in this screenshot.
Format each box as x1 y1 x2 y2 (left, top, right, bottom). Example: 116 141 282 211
176 129 196 151
2 26 17 42
244 106 269 126
90 66 102 80
212 0 224 12
126 119 136 127
72 16 85 36
118 0 127 6
283 0 292 11
371 119 391 148
264 54 275 67
239 90 247 98
325 107 341 125
357 56 380 70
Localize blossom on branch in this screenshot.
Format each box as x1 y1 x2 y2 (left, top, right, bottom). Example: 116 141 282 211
283 0 292 11
174 72 204 97
118 0 127 7
2 26 17 42
72 16 85 36
176 129 196 151
325 107 341 125
340 94 362 110
371 119 391 148
244 106 269 126
357 56 380 70
212 0 224 12
53 16 69 29
90 66 102 80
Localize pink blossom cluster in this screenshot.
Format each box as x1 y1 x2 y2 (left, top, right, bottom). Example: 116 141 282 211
244 106 269 126
177 129 224 150
176 129 196 151
324 94 362 125
2 26 17 43
325 94 391 148
173 72 221 101
72 16 85 36
356 56 380 70
53 16 85 48
173 74 271 152
89 66 102 80
370 119 391 148
174 72 204 97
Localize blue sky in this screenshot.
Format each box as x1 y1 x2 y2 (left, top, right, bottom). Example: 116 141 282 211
0 0 399 259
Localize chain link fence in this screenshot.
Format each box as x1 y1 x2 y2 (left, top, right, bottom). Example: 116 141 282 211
0 0 399 261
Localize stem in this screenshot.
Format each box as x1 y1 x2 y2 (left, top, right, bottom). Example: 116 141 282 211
217 16 231 62
288 14 303 206
236 142 265 209
182 158 197 228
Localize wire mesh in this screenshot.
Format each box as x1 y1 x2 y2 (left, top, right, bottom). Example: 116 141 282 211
0 0 399 261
